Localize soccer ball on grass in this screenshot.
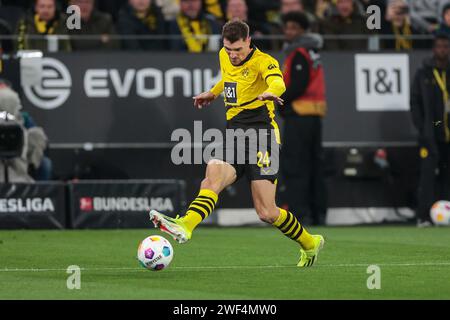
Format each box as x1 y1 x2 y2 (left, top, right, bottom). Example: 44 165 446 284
430 201 450 226
137 235 173 271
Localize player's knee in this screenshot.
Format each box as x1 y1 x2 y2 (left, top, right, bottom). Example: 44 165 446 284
207 159 226 166
201 160 229 192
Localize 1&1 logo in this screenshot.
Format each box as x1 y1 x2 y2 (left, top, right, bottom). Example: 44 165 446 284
23 57 72 110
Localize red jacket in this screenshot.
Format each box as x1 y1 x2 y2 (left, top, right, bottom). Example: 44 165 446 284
283 46 327 117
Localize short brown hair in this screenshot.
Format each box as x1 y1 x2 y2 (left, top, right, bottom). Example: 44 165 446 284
222 20 250 43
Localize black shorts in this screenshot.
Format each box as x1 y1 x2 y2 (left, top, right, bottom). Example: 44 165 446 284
213 124 280 183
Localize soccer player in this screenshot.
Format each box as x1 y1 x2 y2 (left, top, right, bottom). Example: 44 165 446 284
150 20 324 267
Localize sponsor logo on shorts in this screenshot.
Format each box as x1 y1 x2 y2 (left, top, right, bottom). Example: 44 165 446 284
170 121 280 175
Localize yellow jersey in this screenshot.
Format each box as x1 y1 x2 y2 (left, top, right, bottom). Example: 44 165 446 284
210 45 285 133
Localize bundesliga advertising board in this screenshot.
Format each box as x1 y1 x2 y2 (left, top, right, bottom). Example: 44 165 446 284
0 0 449 317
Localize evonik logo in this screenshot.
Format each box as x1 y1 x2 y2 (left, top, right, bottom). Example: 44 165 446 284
84 68 220 98
23 57 72 110
22 57 221 108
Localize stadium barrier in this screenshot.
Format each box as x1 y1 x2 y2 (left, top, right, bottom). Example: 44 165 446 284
68 179 186 229
0 178 417 229
0 180 186 229
0 182 66 229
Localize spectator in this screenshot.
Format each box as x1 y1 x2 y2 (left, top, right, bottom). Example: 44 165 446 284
16 0 71 52
117 0 166 50
279 11 327 226
246 0 280 26
168 0 221 52
410 34 450 227
280 0 319 31
281 0 303 13
435 3 450 38
95 0 128 22
0 81 49 182
407 0 450 34
381 0 426 50
315 0 333 19
358 0 387 10
97 0 178 22
319 0 370 50
226 0 272 49
155 0 180 20
0 18 14 54
203 0 227 23
226 0 246 21
271 0 320 50
68 0 120 51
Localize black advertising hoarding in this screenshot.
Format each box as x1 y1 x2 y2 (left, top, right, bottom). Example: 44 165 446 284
20 52 225 144
0 182 66 229
69 180 186 229
19 51 430 146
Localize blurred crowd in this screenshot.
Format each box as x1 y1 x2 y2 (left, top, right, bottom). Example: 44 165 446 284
0 0 449 52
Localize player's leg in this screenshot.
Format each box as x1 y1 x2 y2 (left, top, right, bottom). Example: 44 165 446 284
150 159 237 243
250 179 324 267
178 159 237 232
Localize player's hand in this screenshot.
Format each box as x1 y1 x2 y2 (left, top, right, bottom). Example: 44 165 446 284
257 92 284 106
193 92 216 109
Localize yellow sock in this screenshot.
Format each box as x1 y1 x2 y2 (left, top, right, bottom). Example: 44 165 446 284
180 189 218 233
272 208 315 250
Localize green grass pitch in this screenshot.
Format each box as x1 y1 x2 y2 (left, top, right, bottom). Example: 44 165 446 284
0 226 449 300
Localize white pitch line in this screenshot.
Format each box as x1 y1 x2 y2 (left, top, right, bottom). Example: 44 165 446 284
1 262 450 273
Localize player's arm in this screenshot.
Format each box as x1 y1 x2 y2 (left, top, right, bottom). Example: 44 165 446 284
258 59 286 105
210 79 224 97
261 76 286 104
193 79 223 109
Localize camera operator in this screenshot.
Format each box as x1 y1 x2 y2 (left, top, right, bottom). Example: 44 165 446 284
0 80 49 183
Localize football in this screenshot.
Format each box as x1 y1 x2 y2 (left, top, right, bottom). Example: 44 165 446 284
430 201 450 226
137 235 173 271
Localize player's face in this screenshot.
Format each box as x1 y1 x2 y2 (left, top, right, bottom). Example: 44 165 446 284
223 37 252 66
283 21 304 42
433 39 450 61
35 0 56 22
